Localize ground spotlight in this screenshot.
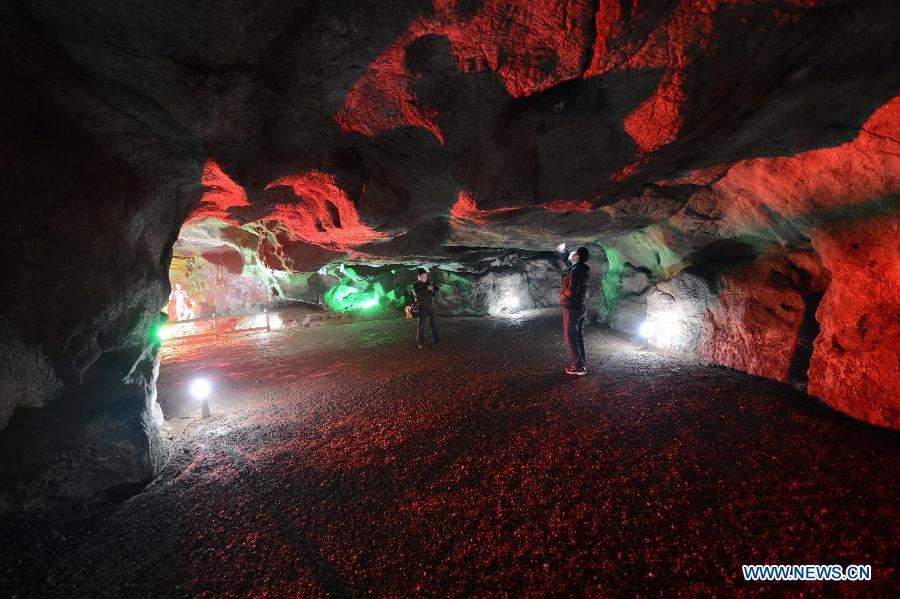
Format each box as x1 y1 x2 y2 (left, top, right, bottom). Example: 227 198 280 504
190 378 212 418
639 312 682 349
501 295 521 312
190 378 211 399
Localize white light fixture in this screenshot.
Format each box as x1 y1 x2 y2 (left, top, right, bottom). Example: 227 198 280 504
190 378 211 400
190 378 212 418
500 295 521 312
639 312 681 349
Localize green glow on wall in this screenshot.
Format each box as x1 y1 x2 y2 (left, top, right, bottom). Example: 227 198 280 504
323 285 377 312
322 281 404 313
340 265 361 283
447 271 472 290
600 245 626 320
318 263 413 313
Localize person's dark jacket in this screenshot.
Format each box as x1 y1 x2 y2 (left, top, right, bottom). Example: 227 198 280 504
413 280 436 310
560 263 590 309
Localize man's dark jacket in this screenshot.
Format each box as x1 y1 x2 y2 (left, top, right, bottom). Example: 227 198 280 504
559 263 589 309
413 280 436 310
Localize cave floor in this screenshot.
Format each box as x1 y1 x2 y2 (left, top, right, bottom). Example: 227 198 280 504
2 310 898 596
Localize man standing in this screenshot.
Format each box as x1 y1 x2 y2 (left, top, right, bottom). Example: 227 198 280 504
560 247 590 375
413 268 440 349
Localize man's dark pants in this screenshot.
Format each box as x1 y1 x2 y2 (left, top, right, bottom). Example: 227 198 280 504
417 307 439 345
563 307 586 368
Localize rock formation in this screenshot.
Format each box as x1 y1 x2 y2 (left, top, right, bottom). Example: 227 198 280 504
1 0 897 506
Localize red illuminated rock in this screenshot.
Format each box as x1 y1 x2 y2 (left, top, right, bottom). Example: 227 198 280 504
698 252 828 383
695 96 900 426
808 217 900 429
187 160 249 226
267 171 389 252
337 0 597 142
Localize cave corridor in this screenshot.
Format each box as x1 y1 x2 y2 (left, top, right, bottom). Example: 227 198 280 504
1 0 898 596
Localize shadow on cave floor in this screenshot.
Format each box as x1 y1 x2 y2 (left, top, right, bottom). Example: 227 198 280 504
1 310 898 596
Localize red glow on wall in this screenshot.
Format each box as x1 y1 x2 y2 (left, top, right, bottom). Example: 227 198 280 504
450 191 517 224
697 252 826 382
808 216 899 429
589 0 833 157
539 199 592 213
336 0 596 141
714 96 900 221
588 1 694 154
337 0 827 165
336 40 445 145
623 71 687 154
185 161 388 255
267 171 388 252
694 94 900 428
187 160 250 225
450 191 592 224
436 0 596 98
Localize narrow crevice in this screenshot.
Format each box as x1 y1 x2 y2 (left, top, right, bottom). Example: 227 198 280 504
787 291 824 391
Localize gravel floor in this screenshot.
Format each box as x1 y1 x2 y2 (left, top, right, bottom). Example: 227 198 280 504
1 310 898 597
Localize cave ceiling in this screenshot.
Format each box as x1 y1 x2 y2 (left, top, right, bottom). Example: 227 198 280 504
5 0 899 272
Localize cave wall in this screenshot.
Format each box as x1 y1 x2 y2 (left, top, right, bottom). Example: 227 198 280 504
807 217 899 429
0 71 199 506
308 250 594 318
166 230 595 320
598 93 899 430
438 249 604 317
603 241 897 429
697 251 828 385
168 248 270 318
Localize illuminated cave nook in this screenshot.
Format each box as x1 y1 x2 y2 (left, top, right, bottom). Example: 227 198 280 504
1 0 898 595
166 209 572 328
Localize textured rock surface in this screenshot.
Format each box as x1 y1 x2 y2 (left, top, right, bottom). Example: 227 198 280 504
1 0 898 506
808 218 900 429
646 271 715 356
698 252 828 384
0 51 191 504
608 264 653 334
